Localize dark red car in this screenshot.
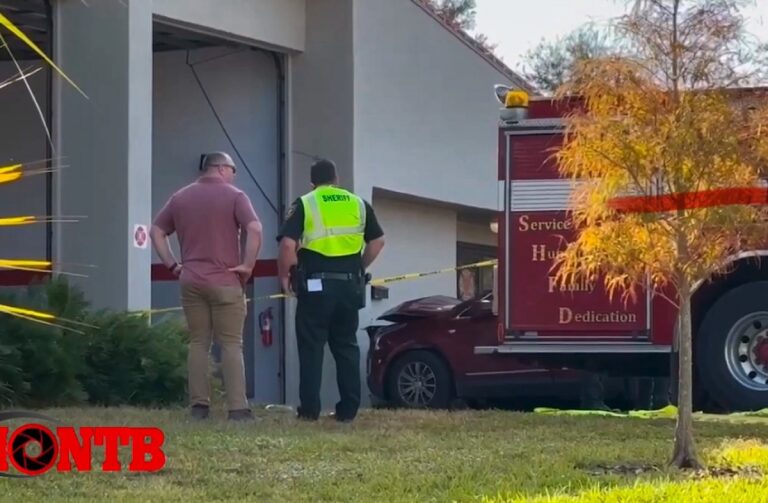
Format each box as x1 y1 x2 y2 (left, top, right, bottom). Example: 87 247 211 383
365 293 654 409
366 293 587 408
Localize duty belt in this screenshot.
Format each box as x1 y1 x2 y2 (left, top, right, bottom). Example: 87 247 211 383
307 272 360 281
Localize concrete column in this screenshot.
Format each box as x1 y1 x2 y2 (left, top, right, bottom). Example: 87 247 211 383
53 0 153 311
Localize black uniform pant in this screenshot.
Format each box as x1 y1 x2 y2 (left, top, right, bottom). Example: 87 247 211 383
295 279 361 420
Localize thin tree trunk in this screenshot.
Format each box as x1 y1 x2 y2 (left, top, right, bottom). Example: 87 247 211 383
670 279 702 469
669 10 699 460
671 0 680 98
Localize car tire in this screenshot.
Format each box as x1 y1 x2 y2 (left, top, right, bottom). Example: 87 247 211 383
696 281 768 411
386 350 453 409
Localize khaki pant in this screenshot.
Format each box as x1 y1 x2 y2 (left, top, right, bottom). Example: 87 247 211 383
181 283 249 411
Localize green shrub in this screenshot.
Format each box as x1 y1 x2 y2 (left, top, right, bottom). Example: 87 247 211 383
0 277 188 408
0 341 23 406
0 279 88 407
80 311 188 406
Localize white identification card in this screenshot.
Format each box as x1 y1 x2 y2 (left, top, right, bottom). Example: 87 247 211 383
307 279 323 292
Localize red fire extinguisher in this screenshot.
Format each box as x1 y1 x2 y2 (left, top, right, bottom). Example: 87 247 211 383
259 307 273 347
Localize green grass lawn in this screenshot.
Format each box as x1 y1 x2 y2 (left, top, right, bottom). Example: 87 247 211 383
1 406 768 502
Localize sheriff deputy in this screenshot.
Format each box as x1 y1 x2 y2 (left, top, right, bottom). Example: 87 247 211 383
277 159 385 423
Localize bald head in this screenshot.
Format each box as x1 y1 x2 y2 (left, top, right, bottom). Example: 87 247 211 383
201 151 237 183
202 152 234 170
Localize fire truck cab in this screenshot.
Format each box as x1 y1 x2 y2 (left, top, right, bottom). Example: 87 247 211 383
482 86 768 412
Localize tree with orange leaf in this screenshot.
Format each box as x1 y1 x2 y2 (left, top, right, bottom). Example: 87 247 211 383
552 0 768 469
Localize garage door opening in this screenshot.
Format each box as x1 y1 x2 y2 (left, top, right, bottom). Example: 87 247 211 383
151 23 286 405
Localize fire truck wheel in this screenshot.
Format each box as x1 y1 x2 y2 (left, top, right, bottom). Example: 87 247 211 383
696 281 768 412
386 350 453 409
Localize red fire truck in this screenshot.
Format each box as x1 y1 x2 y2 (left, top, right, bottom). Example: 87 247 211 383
483 86 768 412
366 87 768 413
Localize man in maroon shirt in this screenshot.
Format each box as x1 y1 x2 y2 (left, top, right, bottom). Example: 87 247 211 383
151 151 263 421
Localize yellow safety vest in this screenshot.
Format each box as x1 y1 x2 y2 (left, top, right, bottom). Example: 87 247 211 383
300 185 366 256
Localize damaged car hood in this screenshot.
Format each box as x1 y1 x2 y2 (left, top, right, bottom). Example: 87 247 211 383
377 295 462 322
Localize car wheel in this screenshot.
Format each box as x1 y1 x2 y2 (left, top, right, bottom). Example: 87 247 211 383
696 281 768 411
386 350 453 409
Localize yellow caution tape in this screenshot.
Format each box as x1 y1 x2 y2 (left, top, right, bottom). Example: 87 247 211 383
535 405 768 420
627 405 679 419
534 405 679 419
143 293 288 316
370 259 497 286
134 259 496 317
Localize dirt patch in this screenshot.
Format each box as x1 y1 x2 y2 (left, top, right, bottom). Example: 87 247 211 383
580 463 663 476
580 462 764 479
687 465 764 479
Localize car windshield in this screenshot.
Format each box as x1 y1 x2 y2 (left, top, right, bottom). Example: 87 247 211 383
453 291 493 317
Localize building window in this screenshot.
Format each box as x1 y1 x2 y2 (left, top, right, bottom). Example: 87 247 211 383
456 242 496 300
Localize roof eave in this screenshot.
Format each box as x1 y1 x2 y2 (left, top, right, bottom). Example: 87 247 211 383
410 0 535 94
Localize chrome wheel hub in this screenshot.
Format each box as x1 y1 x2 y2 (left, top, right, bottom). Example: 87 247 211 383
724 312 768 391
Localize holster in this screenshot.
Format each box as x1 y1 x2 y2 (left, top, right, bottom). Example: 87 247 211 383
357 271 372 309
290 266 307 296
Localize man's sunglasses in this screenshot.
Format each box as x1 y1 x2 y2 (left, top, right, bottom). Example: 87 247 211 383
211 163 236 173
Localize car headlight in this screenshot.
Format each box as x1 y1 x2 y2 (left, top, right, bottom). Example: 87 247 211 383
372 323 405 350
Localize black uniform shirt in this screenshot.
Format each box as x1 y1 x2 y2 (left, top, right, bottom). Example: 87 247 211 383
277 194 384 274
